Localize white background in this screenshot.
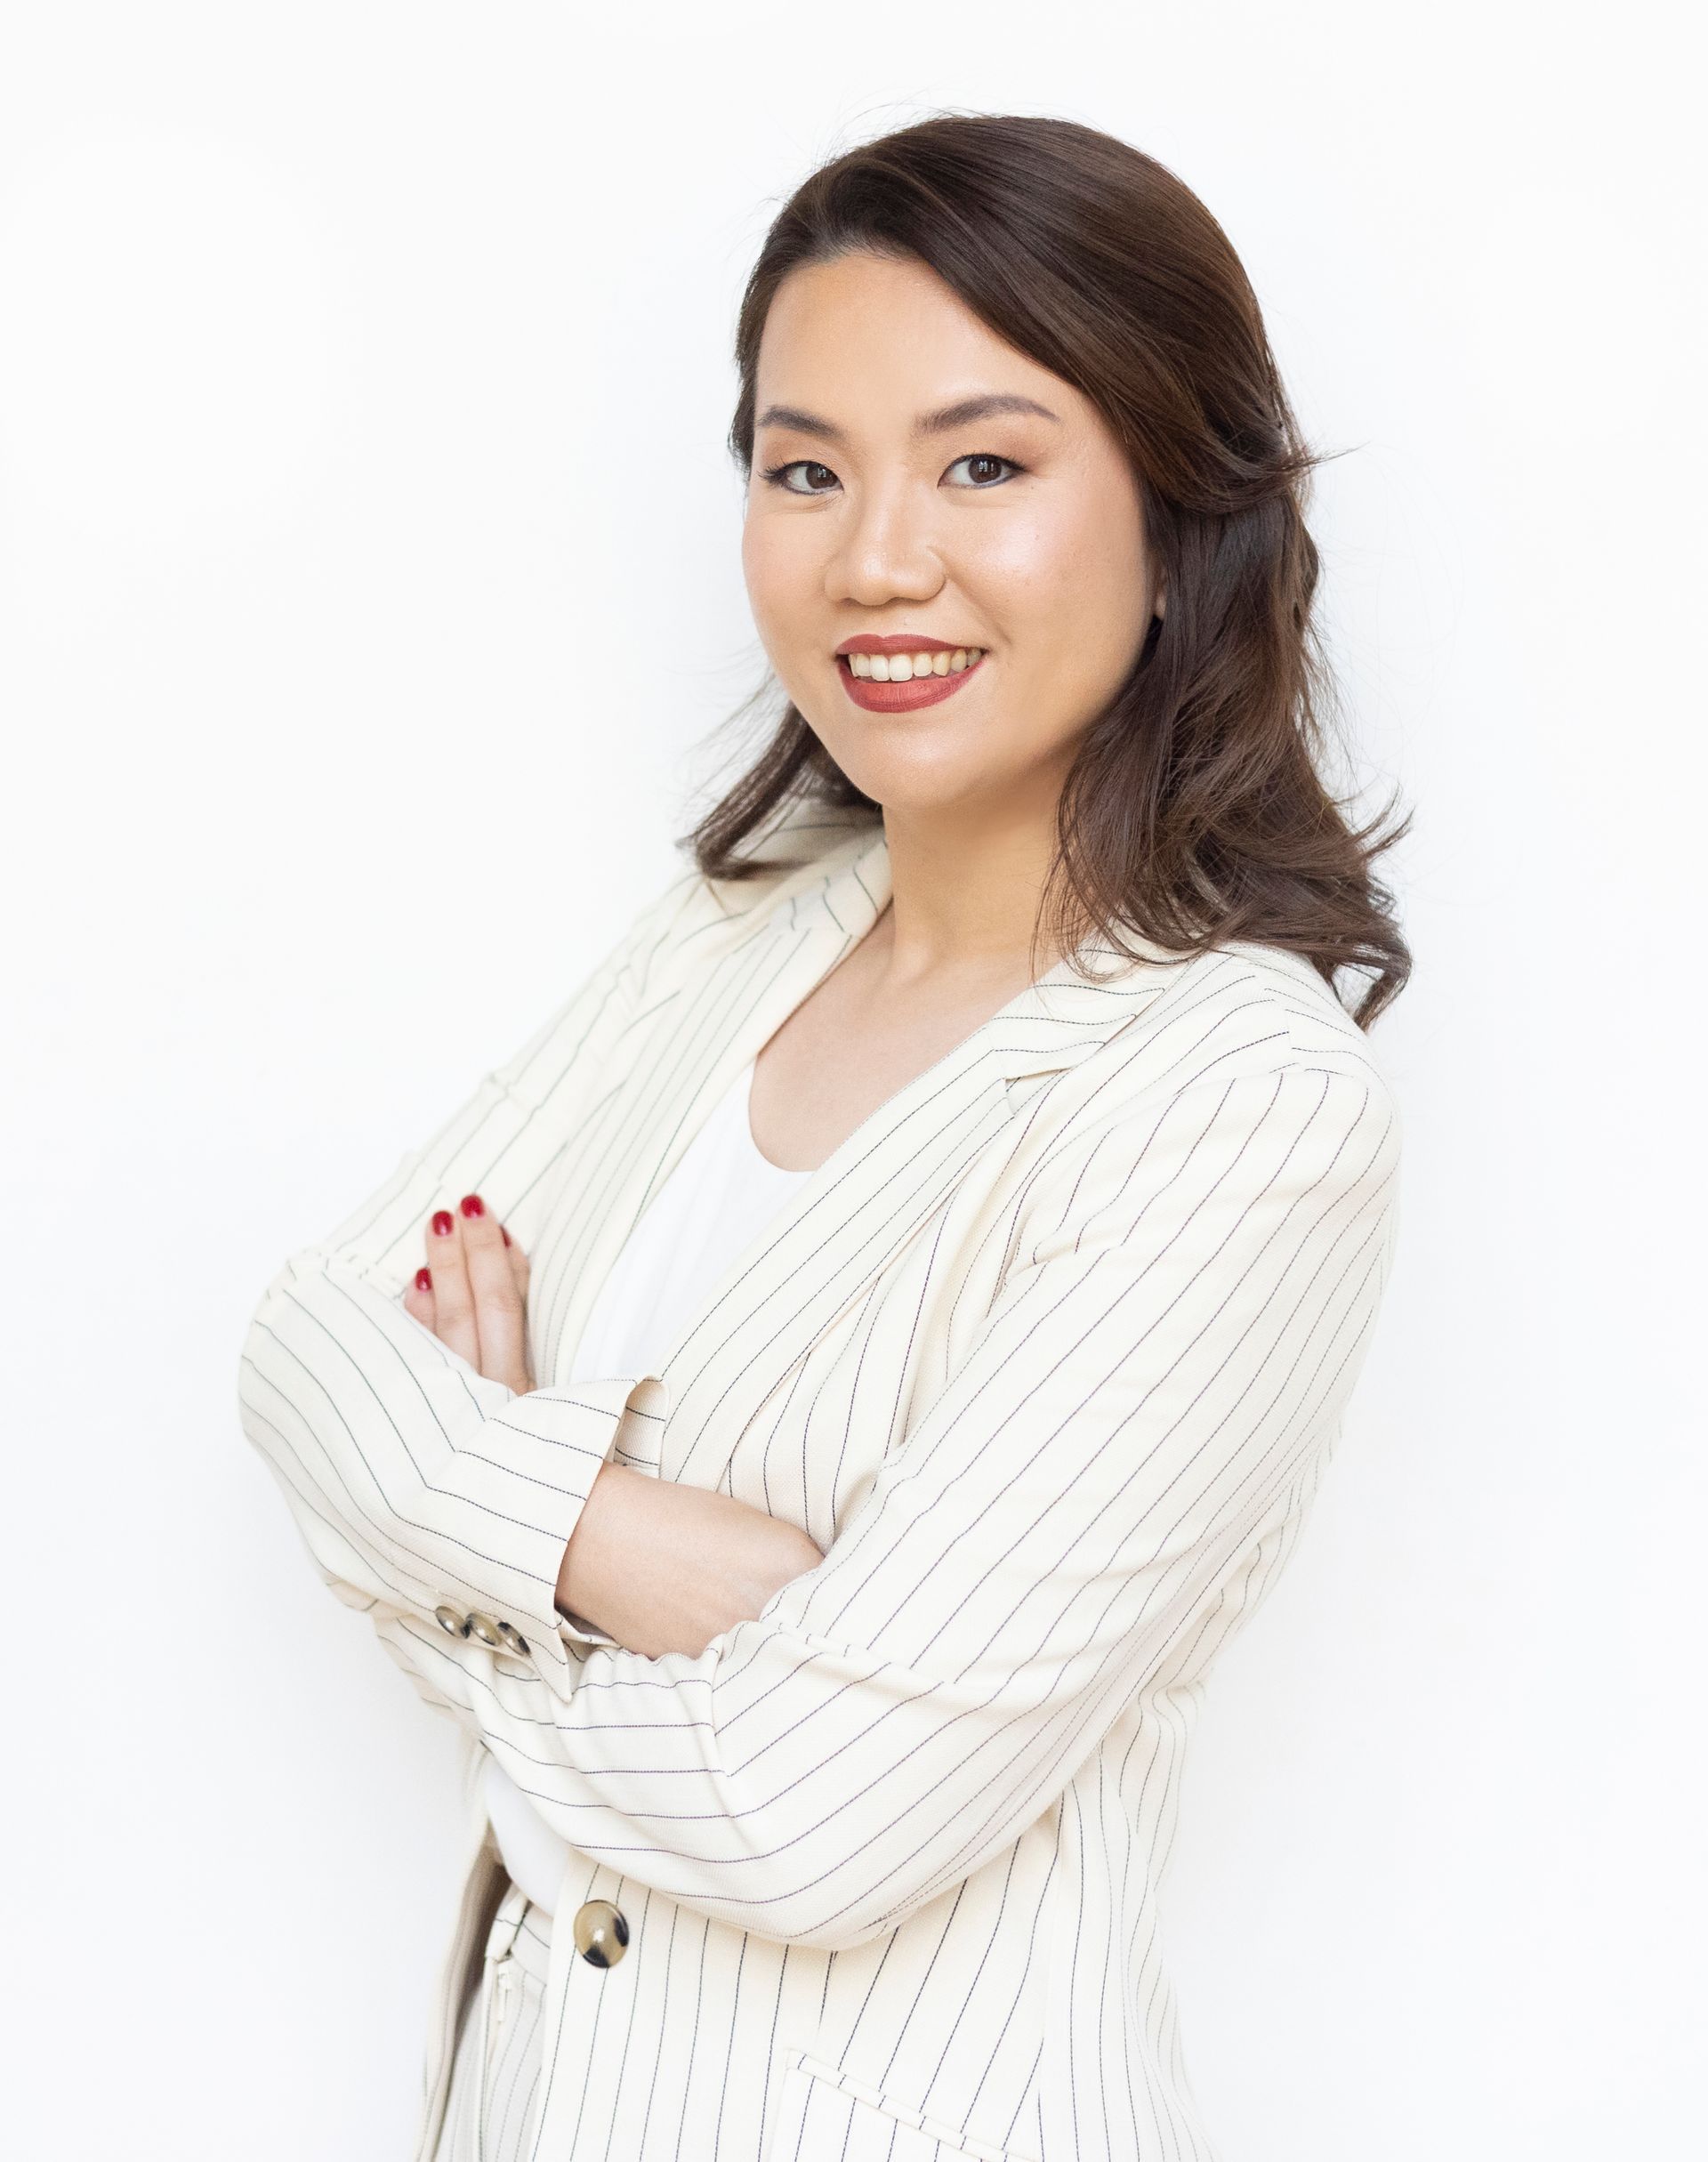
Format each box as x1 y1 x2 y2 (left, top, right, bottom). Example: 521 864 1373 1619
2 4 1701 2156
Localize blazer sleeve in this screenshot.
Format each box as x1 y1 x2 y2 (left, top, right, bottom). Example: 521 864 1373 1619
236 865 703 1694
352 1055 1402 1952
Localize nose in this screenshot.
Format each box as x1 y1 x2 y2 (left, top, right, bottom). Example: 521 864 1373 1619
824 473 945 609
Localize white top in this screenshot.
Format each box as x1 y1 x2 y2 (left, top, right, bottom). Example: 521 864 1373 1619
480 1054 814 1916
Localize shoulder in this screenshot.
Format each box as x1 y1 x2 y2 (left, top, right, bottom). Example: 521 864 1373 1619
1179 939 1399 1099
1107 931 1394 1080
1061 934 1403 1193
622 797 880 998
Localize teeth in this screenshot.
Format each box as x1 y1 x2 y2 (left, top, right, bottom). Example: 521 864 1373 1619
847 648 984 680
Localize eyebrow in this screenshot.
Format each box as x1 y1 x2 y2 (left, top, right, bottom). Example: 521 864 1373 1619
753 391 1062 446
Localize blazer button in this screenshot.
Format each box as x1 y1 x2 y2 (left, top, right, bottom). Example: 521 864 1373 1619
571 1899 630 1968
434 1605 471 1637
495 1620 530 1656
465 1611 505 1650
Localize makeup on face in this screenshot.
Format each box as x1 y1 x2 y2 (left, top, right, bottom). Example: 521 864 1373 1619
743 255 1155 794
835 633 987 713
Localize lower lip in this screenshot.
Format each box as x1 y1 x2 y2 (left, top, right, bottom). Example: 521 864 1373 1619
838 653 987 711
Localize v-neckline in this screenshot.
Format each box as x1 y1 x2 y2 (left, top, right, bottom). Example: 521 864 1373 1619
604 833 1053 1443
737 1055 823 1181
552 815 1195 1486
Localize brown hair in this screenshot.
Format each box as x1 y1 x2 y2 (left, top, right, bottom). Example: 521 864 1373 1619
686 113 1411 1027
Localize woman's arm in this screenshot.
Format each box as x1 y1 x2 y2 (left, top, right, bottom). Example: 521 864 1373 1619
566 1463 825 1658
237 863 714 1688
302 1056 1402 1952
384 1150 827 1658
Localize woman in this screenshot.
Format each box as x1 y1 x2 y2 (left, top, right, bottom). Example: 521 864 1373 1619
238 113 1407 2162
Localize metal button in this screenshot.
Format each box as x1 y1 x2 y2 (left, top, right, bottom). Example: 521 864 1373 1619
465 1611 505 1650
571 1899 629 1968
496 1619 530 1656
434 1604 471 1637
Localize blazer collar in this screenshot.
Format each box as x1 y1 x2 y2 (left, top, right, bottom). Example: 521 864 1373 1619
609 817 1200 1484
555 803 1204 1488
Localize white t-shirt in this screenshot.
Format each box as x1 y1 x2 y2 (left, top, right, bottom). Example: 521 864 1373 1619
480 1053 814 1916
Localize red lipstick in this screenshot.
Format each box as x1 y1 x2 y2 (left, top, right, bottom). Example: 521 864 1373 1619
834 633 988 713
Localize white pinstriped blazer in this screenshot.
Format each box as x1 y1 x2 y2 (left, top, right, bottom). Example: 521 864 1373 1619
238 795 1401 2162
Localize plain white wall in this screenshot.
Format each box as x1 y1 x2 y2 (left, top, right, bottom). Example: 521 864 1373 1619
2 4 1700 2156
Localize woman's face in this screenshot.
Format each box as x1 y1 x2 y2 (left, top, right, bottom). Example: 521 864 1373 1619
741 249 1163 820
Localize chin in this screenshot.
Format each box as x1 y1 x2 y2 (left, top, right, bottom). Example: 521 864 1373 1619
829 752 1012 818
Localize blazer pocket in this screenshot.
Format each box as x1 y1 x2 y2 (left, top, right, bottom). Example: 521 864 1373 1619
764 2045 1040 2162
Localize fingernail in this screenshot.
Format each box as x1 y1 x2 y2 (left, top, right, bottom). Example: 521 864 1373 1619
431 1209 455 1236
415 1266 432 1291
501 1226 511 1246
459 1192 485 1218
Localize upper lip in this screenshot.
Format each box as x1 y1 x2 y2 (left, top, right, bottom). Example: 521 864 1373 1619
834 633 981 657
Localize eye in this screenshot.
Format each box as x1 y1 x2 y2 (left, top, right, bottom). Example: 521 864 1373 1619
945 453 1025 488
759 459 840 495
756 451 1029 496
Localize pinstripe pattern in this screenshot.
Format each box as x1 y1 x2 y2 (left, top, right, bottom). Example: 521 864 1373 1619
238 798 1401 2161
439 1878 553 2162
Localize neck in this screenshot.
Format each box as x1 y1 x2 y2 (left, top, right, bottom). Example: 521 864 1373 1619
874 802 1071 992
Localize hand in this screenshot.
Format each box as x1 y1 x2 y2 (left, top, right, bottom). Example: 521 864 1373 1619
401 1190 535 1396
402 1192 826 1661
562 1466 827 1658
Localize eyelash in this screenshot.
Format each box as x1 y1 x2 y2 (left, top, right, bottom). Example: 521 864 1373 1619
757 453 1028 496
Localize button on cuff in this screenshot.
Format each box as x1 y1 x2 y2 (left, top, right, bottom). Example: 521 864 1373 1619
410 1371 669 1703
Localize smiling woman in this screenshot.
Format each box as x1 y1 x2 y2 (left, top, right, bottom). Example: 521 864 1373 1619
238 111 1408 2162
716 123 1409 1021
737 251 1165 924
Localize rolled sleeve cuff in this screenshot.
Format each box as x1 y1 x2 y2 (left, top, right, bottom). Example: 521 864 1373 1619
242 1245 669 1702
420 1372 670 1698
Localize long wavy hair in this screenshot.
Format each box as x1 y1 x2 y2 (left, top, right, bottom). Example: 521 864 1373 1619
685 112 1411 1027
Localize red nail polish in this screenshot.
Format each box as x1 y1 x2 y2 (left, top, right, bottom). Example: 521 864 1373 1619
501 1226 511 1246
459 1192 485 1218
415 1265 432 1291
431 1209 455 1236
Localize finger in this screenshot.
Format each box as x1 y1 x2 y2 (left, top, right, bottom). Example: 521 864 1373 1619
402 1265 437 1333
456 1191 530 1391
505 1234 530 1301
423 1206 479 1367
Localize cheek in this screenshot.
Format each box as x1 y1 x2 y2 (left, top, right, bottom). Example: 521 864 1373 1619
738 513 769 606
967 501 1139 657
741 512 813 627
958 508 1062 602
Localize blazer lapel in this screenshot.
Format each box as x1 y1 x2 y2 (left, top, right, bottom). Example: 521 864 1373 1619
549 816 1193 1493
